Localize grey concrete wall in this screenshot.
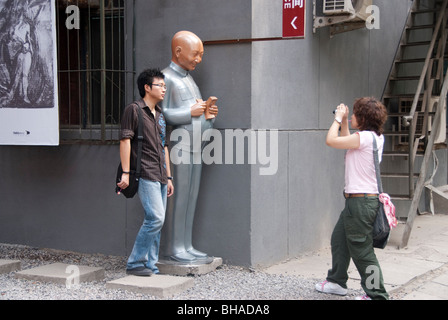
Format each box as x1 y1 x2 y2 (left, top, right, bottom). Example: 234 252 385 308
248 0 413 267
0 145 128 255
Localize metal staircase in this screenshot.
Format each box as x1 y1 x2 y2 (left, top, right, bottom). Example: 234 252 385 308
381 0 448 248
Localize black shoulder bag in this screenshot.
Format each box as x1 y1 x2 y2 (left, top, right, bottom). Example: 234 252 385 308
115 103 143 198
371 132 391 249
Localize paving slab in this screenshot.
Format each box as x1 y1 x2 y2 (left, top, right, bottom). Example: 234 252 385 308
401 280 448 300
15 263 105 285
157 257 223 276
106 274 194 298
402 291 444 300
433 273 448 286
264 214 448 298
0 259 21 274
366 255 443 285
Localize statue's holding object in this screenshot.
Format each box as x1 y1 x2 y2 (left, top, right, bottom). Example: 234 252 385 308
160 31 219 264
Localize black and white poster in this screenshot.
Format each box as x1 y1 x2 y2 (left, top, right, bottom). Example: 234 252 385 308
0 0 59 145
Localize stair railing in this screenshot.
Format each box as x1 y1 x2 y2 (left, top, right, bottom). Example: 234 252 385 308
400 66 448 248
401 0 448 198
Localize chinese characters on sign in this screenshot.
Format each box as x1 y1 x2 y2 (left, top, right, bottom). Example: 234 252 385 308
283 0 306 38
284 0 304 9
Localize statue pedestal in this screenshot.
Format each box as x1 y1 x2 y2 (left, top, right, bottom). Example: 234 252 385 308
156 257 222 276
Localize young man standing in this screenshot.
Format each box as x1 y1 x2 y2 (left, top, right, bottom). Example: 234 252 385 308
117 69 174 276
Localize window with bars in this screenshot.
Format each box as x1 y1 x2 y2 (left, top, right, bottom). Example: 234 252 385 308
56 0 132 142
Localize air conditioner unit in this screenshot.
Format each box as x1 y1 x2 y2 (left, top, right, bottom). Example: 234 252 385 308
313 0 373 36
323 0 356 15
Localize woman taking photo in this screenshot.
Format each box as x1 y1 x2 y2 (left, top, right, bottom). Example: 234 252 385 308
315 97 389 300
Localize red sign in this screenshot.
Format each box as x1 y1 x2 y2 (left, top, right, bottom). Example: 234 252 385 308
282 0 306 38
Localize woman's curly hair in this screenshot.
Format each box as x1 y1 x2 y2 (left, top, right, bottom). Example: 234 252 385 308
353 97 388 135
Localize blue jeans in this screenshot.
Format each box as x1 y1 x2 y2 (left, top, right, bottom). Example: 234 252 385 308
127 178 167 273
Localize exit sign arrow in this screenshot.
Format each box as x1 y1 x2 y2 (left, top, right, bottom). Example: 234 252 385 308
291 16 298 30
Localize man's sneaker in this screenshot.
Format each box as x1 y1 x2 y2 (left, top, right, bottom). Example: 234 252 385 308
315 280 348 296
126 266 153 277
355 294 372 300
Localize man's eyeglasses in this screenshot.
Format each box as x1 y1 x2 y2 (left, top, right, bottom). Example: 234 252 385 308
152 83 167 89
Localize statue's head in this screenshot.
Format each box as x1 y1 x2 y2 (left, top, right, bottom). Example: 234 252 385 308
171 31 204 72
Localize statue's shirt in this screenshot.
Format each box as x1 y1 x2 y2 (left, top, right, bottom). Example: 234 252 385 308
162 62 213 134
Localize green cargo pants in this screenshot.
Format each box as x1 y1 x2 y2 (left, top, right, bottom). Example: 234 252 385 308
326 195 389 300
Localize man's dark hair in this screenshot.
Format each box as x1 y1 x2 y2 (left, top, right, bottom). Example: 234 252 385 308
137 68 165 98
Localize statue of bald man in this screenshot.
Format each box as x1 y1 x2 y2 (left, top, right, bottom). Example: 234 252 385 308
160 31 218 264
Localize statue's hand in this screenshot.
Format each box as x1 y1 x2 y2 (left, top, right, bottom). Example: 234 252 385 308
208 104 218 117
191 99 206 117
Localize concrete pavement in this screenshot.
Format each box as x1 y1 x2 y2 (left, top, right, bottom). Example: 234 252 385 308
2 214 447 299
264 213 448 300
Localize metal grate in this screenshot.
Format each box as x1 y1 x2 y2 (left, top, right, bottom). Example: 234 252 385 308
56 0 133 143
324 0 347 11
